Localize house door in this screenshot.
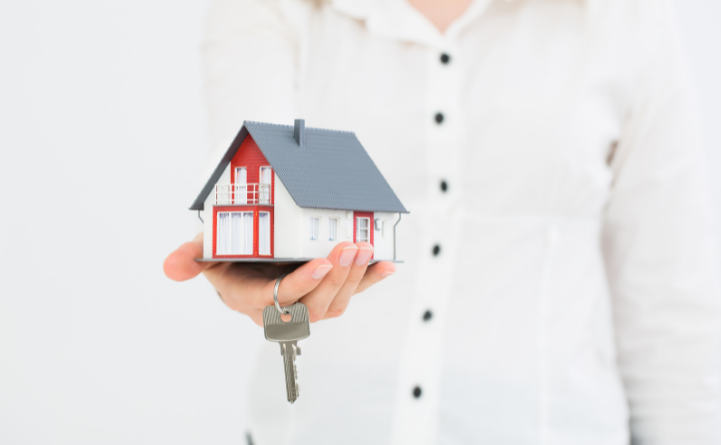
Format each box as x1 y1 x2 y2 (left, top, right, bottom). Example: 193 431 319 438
353 211 374 248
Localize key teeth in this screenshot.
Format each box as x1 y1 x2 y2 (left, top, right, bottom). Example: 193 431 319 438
279 341 302 404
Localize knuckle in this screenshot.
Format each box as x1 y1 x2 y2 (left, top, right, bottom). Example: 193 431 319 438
325 306 346 319
346 269 365 284
307 308 325 323
325 274 346 288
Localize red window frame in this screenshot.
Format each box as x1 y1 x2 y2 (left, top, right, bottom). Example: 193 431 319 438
212 205 274 258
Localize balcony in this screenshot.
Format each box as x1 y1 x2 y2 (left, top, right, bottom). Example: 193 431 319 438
215 183 271 205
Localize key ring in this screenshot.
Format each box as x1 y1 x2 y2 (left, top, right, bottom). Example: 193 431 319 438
274 274 289 315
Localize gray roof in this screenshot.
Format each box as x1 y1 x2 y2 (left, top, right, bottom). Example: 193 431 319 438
190 121 408 213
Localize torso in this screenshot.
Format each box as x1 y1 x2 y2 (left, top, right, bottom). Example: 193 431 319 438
244 1 642 443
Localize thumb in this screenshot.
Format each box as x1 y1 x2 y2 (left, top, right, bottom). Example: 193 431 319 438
163 232 215 282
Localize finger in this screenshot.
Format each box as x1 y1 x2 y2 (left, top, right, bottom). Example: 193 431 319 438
324 242 374 318
206 258 333 313
300 242 358 322
163 232 217 282
259 258 333 307
354 261 396 294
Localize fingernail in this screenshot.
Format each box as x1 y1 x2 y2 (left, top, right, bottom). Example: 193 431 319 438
380 270 395 278
311 264 333 280
339 246 358 267
355 247 374 266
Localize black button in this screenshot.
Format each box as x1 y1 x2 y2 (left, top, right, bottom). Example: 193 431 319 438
432 244 441 256
435 112 444 124
440 53 450 64
423 310 433 321
412 386 422 398
440 180 448 192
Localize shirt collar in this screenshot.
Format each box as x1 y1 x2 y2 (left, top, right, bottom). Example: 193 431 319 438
329 0 448 48
329 0 597 48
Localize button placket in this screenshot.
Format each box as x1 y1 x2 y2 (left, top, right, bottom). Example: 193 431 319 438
390 45 463 445
426 47 462 204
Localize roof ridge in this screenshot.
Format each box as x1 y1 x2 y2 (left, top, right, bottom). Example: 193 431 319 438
243 120 355 135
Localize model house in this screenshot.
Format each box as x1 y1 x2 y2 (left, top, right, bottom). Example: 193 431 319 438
190 120 408 262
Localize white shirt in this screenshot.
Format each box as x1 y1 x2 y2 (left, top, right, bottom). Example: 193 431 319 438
201 0 721 443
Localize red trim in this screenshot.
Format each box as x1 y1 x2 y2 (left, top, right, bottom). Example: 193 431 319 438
257 209 274 257
216 135 275 259
231 135 273 203
212 205 274 258
353 211 374 259
270 167 275 205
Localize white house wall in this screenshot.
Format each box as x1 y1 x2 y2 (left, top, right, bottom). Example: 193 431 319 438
300 208 353 259
273 173 302 259
372 212 396 261
298 209 398 261
202 163 231 259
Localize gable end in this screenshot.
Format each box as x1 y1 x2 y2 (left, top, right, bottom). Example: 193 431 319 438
189 126 249 211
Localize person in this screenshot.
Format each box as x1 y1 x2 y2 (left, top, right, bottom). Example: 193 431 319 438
163 0 721 443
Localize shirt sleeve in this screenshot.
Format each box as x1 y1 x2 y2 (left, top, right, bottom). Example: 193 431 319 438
601 1 721 443
202 0 299 163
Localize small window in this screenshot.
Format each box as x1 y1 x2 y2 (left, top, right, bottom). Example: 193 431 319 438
259 167 272 204
235 167 247 184
310 217 320 241
234 167 247 204
259 167 272 184
357 217 370 243
328 218 338 242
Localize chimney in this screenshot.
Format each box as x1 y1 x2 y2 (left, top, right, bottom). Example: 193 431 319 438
293 119 305 149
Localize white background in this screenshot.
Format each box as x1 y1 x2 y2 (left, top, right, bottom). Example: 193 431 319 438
0 1 719 443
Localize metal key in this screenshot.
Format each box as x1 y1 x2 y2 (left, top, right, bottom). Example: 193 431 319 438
263 301 310 404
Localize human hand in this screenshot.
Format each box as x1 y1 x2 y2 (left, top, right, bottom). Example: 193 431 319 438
163 233 396 325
